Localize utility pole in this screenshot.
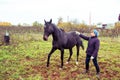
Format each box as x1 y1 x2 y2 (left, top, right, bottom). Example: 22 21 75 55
89 12 91 26
67 16 69 22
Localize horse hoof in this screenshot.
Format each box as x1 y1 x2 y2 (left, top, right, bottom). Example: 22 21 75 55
76 61 78 65
59 68 63 70
66 62 69 64
47 65 49 67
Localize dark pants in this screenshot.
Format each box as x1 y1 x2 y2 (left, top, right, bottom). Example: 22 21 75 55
4 36 10 45
85 54 100 74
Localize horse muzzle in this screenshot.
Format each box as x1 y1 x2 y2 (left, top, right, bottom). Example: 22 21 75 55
43 35 48 41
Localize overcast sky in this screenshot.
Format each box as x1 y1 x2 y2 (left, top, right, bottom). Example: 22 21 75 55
0 0 120 25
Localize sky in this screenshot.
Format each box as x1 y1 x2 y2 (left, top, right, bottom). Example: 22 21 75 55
0 0 120 25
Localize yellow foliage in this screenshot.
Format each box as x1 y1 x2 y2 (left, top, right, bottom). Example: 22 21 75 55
57 21 89 31
0 22 12 27
57 22 73 31
115 22 120 29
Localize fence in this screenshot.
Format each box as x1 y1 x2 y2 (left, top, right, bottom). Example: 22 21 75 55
0 26 120 45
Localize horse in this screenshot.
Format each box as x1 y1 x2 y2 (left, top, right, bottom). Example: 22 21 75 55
43 19 84 68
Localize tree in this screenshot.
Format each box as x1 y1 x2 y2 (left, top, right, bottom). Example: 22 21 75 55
18 23 21 27
23 23 30 26
32 21 43 27
0 22 12 27
72 19 79 24
57 17 63 25
115 22 120 29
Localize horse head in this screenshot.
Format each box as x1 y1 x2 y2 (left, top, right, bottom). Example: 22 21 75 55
43 19 54 41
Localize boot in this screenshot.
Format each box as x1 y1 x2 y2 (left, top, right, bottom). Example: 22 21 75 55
82 70 89 74
96 73 100 80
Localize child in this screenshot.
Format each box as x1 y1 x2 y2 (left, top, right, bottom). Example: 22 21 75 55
4 31 10 45
76 29 100 79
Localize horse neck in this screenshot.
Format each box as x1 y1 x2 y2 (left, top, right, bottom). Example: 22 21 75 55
52 25 62 41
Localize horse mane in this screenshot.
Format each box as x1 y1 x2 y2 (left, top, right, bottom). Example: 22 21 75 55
51 23 65 33
60 28 65 32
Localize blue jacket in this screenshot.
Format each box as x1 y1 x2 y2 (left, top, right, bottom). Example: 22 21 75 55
79 34 100 57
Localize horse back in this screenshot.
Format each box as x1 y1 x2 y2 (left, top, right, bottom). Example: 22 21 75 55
62 31 80 48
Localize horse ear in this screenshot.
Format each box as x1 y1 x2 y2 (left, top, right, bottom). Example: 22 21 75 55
44 19 47 24
49 19 52 23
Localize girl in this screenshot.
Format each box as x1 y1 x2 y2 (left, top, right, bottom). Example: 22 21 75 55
76 29 100 79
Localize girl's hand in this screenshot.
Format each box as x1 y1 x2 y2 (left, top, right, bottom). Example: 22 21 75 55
75 31 80 35
91 56 94 59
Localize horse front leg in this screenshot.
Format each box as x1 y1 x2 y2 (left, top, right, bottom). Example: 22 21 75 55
60 48 64 68
47 47 56 67
66 48 73 64
76 46 80 65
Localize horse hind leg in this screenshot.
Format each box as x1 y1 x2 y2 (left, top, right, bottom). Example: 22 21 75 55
66 48 73 64
80 40 84 50
60 48 64 68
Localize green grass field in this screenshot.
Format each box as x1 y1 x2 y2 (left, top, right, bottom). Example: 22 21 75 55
0 33 120 80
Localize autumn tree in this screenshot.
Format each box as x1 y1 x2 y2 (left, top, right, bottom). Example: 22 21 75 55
115 22 120 29
0 22 12 27
57 17 90 31
32 21 43 27
114 22 120 36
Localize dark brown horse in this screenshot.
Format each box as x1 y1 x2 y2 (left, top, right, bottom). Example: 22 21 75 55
43 19 84 68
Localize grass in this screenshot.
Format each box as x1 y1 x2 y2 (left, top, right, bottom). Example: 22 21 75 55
0 33 120 80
